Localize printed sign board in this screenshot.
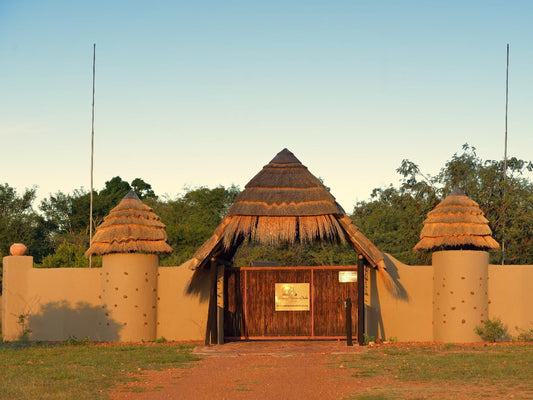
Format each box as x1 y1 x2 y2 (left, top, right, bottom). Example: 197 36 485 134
338 271 358 283
275 283 310 311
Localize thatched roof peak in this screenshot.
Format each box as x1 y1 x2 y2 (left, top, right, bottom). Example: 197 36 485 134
186 149 388 277
268 148 302 165
123 190 140 200
85 191 172 257
449 187 466 196
414 190 499 252
228 149 340 218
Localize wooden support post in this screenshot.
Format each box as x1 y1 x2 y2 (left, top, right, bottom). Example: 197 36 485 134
216 264 225 345
345 298 353 346
357 254 366 346
205 258 218 345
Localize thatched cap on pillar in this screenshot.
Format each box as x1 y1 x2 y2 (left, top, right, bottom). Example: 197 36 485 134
85 191 173 257
414 188 499 252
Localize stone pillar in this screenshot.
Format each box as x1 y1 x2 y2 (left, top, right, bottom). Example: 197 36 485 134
100 253 158 342
433 250 489 342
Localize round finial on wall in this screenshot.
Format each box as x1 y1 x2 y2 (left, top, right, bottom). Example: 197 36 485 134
10 243 27 256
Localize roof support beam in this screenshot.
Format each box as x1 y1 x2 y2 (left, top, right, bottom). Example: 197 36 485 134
357 254 366 346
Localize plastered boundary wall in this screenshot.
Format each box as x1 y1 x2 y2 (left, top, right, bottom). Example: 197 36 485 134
489 264 533 337
1 256 208 342
3 254 533 342
366 253 533 341
366 254 434 342
2 256 102 341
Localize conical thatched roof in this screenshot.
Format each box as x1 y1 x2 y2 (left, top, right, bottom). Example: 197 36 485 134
414 188 499 251
85 191 173 256
186 149 386 272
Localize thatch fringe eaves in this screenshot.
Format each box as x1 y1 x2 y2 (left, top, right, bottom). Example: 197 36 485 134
414 191 499 252
228 201 341 216
187 149 387 272
86 191 173 257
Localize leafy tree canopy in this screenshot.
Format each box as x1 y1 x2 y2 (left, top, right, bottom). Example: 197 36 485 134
152 185 240 266
2 144 533 292
352 144 533 265
0 183 53 292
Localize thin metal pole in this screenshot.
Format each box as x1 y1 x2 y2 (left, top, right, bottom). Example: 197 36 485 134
89 43 96 268
502 43 509 265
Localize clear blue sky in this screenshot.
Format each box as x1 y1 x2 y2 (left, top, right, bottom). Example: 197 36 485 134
1 1 532 211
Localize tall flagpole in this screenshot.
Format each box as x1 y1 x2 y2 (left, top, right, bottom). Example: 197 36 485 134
502 43 509 265
89 43 96 268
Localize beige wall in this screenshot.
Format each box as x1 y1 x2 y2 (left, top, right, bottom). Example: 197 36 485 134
2 256 102 341
2 255 210 343
489 264 533 338
156 265 209 342
3 253 533 343
367 254 433 342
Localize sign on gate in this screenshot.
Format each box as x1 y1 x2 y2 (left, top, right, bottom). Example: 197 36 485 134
275 283 310 311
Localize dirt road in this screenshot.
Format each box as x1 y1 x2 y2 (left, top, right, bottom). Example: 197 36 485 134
110 341 366 400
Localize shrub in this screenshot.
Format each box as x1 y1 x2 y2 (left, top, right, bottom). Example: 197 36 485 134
17 314 32 343
515 324 533 342
363 333 376 345
474 318 506 342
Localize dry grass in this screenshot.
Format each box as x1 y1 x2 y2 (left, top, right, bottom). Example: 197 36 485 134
0 341 199 400
335 343 533 399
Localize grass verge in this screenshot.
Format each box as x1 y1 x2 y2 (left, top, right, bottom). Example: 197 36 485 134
335 344 533 400
0 341 199 400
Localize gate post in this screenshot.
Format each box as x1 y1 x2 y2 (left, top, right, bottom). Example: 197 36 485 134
345 298 353 346
216 264 225 344
357 255 366 346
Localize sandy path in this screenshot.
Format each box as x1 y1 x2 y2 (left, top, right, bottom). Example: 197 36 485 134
110 341 365 400
109 341 524 400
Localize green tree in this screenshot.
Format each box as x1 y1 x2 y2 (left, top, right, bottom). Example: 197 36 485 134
0 184 53 292
233 241 357 267
152 185 240 266
39 242 101 268
39 177 156 267
352 144 533 265
131 178 156 199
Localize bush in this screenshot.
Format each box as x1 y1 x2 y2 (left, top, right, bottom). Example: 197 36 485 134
363 333 376 345
515 324 533 342
38 242 101 268
474 318 506 342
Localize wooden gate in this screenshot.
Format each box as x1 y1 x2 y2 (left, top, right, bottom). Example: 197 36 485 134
224 266 358 340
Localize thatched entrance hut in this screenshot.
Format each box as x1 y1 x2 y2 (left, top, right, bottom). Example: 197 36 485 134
185 149 389 344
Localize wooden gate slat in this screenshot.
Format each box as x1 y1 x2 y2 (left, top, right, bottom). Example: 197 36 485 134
224 266 357 340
